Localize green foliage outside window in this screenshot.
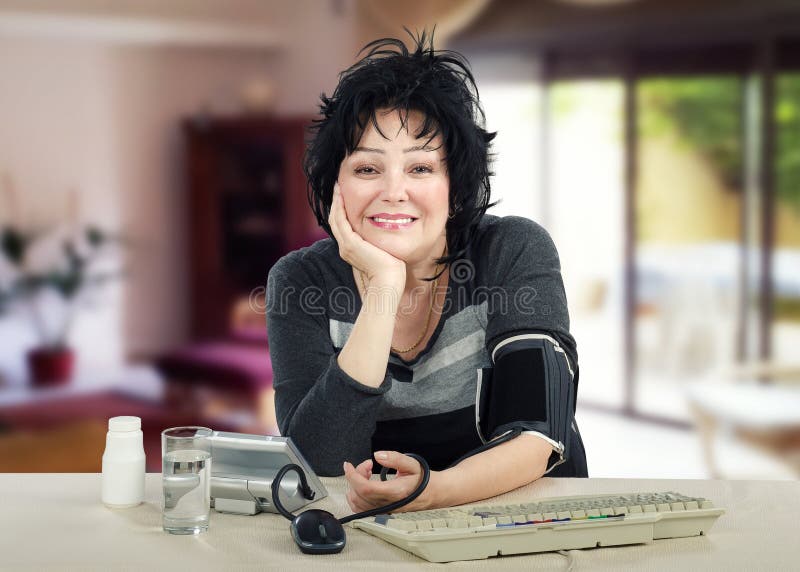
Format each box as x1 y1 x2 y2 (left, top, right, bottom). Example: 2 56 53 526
776 74 800 212
552 75 800 210
639 74 800 211
638 77 743 192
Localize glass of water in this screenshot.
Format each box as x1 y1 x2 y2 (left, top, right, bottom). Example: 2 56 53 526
161 426 213 534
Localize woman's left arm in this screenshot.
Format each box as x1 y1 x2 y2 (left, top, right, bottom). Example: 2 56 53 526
343 434 553 513
432 433 552 508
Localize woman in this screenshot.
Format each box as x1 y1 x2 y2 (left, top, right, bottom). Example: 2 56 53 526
266 30 587 514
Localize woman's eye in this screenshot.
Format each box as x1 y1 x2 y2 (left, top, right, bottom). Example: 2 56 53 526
353 164 433 175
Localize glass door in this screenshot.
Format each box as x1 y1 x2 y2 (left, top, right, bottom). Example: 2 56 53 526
633 76 745 421
549 81 627 410
482 64 765 421
774 73 800 364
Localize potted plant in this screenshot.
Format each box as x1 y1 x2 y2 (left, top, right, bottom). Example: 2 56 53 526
0 223 123 387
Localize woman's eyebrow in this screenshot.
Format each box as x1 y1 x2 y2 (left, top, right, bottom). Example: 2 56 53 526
352 145 438 154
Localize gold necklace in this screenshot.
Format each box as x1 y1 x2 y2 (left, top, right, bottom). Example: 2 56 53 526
359 261 442 354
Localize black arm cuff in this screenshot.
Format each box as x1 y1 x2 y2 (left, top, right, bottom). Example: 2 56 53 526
476 334 575 473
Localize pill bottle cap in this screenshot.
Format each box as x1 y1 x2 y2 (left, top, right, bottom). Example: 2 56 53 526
108 416 141 432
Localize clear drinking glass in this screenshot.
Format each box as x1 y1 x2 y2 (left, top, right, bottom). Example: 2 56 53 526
161 426 213 534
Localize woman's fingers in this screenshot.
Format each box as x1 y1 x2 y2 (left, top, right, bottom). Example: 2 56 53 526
327 182 405 287
345 469 381 510
331 184 354 236
329 184 360 262
345 460 397 507
327 183 345 242
344 454 433 514
346 489 370 513
344 460 370 480
355 458 373 479
375 451 421 479
344 461 377 500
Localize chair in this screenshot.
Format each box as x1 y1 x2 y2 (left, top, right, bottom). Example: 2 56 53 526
155 333 276 434
687 377 800 479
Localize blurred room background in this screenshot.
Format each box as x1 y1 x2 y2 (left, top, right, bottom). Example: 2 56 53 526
1 0 798 479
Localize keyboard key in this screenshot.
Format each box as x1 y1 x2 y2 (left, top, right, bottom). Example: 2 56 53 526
416 520 432 531
656 503 672 512
482 517 497 526
557 511 571 520
586 509 601 517
513 515 527 524
496 516 513 525
468 516 483 528
700 500 714 509
570 510 587 519
600 508 614 516
387 519 417 531
528 513 544 522
613 506 628 515
447 519 468 529
431 519 448 529
643 504 657 513
685 501 699 510
670 502 686 511
629 505 643 514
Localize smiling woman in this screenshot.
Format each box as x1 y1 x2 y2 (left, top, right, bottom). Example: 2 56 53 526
266 29 587 514
336 109 450 272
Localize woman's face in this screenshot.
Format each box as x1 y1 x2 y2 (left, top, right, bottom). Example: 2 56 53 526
336 109 449 266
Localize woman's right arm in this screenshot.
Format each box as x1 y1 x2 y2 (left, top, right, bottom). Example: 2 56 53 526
335 276 400 388
266 260 392 476
328 181 406 388
266 183 405 475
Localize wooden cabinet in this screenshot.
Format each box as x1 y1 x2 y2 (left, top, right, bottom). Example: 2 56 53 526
183 115 319 340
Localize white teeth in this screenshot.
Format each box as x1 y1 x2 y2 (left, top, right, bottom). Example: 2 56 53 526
372 217 414 224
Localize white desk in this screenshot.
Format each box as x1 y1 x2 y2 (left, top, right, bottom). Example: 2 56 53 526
0 474 797 570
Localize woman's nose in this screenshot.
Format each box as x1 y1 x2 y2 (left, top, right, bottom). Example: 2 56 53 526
380 171 409 202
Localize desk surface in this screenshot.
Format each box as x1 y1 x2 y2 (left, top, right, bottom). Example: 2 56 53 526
1 474 797 570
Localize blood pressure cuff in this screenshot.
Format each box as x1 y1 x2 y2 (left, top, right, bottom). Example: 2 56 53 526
476 334 575 474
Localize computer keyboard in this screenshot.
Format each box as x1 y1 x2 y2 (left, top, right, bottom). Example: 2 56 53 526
350 491 725 563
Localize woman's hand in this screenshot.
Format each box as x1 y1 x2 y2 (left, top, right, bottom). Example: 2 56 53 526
328 182 406 289
343 451 438 513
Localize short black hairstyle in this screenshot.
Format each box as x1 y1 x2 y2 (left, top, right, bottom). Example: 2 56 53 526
303 28 497 277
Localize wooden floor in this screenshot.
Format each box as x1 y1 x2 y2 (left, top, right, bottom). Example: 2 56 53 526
0 391 271 472
0 420 108 472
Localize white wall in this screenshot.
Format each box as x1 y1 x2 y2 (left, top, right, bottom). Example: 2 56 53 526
0 2 359 381
469 53 544 223
0 37 125 381
111 46 282 359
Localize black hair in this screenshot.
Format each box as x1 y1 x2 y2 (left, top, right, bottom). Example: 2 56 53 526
303 28 497 279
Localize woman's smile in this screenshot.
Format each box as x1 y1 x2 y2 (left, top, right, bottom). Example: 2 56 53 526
367 213 419 230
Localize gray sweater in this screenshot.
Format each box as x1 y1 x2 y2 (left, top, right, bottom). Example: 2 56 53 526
266 214 584 477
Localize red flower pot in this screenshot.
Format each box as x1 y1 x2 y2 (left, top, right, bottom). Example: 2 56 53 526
27 347 75 387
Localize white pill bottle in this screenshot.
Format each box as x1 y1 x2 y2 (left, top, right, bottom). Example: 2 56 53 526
101 416 146 508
